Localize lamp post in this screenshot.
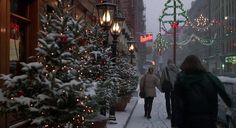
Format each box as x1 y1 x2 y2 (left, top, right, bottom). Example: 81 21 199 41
96 1 125 123
96 0 116 117
127 37 135 64
159 0 188 64
96 0 116 47
110 9 125 62
129 44 134 64
107 9 125 123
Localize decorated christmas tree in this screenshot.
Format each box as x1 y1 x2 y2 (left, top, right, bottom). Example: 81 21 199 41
0 0 100 127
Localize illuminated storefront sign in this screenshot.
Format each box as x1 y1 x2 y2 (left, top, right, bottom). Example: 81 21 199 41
225 56 236 64
232 42 236 47
140 34 153 43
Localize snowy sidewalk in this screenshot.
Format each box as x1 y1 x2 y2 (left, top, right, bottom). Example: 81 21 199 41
106 89 171 128
126 89 171 128
106 96 139 128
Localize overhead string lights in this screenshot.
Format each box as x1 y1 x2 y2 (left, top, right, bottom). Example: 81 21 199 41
188 14 214 31
177 33 218 46
154 33 218 48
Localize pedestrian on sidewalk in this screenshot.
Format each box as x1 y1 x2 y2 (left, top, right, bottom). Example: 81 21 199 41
139 66 160 119
160 59 179 119
171 55 232 128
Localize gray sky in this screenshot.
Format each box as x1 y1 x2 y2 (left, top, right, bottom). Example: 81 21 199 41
145 0 195 37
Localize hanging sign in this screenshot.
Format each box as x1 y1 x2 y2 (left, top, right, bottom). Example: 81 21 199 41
140 34 153 43
225 56 236 64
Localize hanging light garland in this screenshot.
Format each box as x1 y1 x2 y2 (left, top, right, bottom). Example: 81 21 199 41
153 33 169 55
195 14 209 27
159 0 189 35
188 17 236 31
188 14 214 31
154 33 219 48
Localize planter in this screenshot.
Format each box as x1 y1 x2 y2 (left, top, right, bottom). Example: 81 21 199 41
123 94 132 102
115 95 131 111
91 120 107 128
88 115 108 128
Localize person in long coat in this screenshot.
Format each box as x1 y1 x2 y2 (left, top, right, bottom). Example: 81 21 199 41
160 59 179 119
140 66 160 119
171 55 232 128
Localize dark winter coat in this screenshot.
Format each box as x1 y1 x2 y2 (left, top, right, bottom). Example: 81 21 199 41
160 64 179 91
172 72 231 128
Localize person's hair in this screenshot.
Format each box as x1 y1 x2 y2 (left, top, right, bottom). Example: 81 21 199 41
180 55 207 74
148 66 154 74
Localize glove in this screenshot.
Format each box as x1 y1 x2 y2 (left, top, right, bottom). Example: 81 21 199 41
226 107 232 116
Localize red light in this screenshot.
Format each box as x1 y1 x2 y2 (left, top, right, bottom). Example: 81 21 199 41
170 21 179 29
140 34 153 43
232 42 236 47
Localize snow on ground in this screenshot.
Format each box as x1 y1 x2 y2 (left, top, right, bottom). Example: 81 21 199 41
126 89 171 128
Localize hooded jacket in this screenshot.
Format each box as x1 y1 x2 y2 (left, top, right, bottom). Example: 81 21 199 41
172 72 231 128
160 64 179 89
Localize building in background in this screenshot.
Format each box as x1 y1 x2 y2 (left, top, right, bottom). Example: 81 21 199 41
118 0 146 74
175 0 236 76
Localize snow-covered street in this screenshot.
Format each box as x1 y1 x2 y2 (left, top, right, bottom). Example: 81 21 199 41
126 89 171 128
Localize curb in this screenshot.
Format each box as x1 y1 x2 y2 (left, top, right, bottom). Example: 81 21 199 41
123 97 139 128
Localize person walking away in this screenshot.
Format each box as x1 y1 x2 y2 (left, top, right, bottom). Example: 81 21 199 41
139 66 160 119
160 59 179 119
171 55 232 128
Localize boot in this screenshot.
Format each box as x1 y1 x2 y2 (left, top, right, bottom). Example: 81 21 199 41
144 104 148 117
147 104 152 119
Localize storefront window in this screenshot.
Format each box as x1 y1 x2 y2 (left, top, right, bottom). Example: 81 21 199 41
11 0 29 17
10 0 31 75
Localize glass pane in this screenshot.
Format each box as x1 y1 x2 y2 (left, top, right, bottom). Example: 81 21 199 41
10 18 28 75
11 0 29 17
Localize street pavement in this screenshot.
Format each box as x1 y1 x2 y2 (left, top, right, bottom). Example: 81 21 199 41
126 89 171 128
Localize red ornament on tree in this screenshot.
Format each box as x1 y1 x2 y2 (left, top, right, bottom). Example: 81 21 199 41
17 90 25 97
100 58 107 65
59 35 68 44
79 39 87 46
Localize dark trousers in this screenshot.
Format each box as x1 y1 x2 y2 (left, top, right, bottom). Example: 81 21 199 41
144 97 154 116
165 91 173 117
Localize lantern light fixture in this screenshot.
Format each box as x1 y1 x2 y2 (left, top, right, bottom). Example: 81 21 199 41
96 1 117 29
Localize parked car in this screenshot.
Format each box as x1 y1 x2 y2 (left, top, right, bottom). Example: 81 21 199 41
217 76 236 128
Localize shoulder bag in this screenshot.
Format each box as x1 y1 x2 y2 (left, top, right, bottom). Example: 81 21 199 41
161 68 173 92
139 75 146 98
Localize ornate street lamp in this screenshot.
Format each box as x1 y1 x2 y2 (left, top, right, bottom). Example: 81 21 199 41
96 1 125 123
96 1 116 29
110 9 125 35
129 44 134 64
96 1 116 47
110 9 125 62
127 37 135 64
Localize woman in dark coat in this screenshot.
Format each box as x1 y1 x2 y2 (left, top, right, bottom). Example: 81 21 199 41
171 55 232 128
